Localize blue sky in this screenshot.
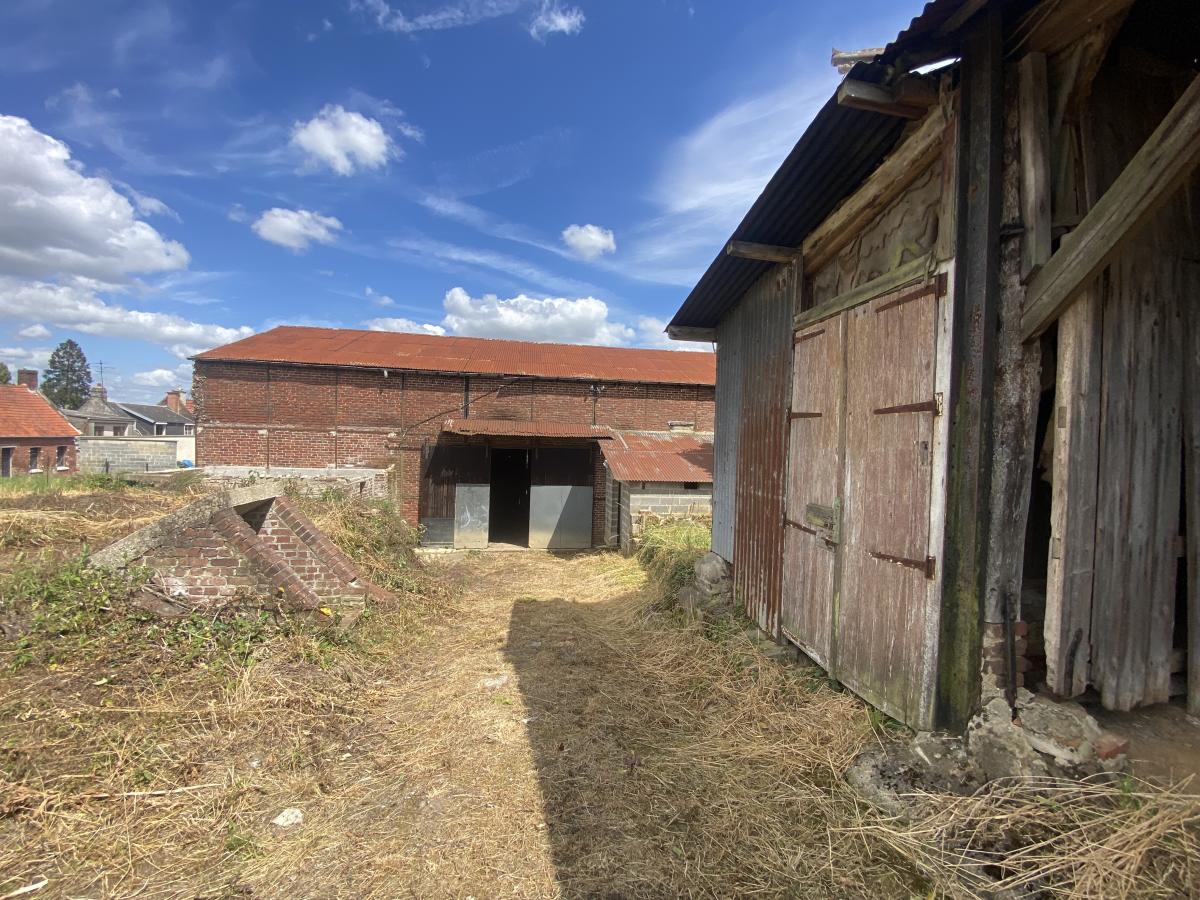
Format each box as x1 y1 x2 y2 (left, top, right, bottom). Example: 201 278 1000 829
0 0 916 402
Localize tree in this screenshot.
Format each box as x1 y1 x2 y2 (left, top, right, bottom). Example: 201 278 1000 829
42 340 91 409
0 363 10 385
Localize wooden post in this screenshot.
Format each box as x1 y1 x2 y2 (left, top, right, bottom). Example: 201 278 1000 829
936 6 1003 731
1018 52 1051 282
1185 260 1200 716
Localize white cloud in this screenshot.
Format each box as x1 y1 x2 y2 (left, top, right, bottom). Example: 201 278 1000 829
252 208 343 251
441 287 633 346
115 181 180 221
355 0 524 34
365 317 447 336
629 71 835 285
388 236 599 296
0 346 53 369
17 324 51 339
0 114 189 282
0 277 253 356
365 286 395 307
291 104 393 175
131 363 191 388
561 223 616 260
529 2 585 40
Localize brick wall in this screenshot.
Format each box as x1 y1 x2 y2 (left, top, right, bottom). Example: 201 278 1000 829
143 522 274 604
0 437 77 477
196 360 715 527
255 504 350 599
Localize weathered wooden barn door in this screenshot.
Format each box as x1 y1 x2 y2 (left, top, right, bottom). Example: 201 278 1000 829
781 318 844 668
783 275 943 728
837 281 941 726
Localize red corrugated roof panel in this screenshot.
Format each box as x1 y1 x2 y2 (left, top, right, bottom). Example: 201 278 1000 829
0 385 80 439
194 326 716 386
442 418 615 439
602 432 714 483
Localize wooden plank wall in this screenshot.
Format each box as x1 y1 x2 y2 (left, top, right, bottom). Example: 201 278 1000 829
712 315 744 562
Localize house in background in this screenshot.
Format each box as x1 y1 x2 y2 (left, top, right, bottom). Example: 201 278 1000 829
601 431 714 552
116 402 195 436
63 384 135 436
159 389 194 416
668 0 1200 731
193 326 715 550
0 378 79 478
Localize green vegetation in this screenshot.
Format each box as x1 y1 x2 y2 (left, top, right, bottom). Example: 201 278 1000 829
41 338 92 409
633 517 711 598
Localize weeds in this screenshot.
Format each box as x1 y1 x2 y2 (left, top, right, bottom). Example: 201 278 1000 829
634 516 710 598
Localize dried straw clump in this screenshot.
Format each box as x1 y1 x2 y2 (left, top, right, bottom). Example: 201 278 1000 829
861 775 1200 898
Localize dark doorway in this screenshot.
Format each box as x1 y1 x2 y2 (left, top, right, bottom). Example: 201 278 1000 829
1 447 11 479
489 448 531 545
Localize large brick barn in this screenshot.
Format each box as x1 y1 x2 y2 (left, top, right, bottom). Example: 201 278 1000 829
193 326 715 549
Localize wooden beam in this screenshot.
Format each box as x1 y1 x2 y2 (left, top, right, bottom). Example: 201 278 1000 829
793 253 932 330
936 5 1003 731
1185 260 1200 716
837 77 937 119
665 325 716 343
1012 0 1134 57
1018 53 1052 283
801 105 945 275
725 240 799 264
1021 74 1200 340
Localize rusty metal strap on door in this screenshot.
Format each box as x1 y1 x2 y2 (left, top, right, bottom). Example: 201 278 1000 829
794 328 826 343
873 396 941 416
875 272 948 314
789 411 822 420
784 518 817 535
869 550 936 579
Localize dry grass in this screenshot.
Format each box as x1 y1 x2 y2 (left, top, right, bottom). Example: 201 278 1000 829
1 494 1199 898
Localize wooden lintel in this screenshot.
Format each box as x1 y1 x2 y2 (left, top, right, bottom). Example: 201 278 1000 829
837 77 936 119
802 105 945 275
725 240 799 264
1012 0 1134 57
665 325 717 343
1021 74 1200 340
793 253 932 330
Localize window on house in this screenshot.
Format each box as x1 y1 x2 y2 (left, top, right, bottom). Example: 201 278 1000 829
184 424 194 435
113 425 126 436
155 423 166 435
92 423 104 435
683 482 699 490
56 445 67 469
29 447 40 471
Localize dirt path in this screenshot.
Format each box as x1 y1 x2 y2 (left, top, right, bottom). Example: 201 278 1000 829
236 550 914 899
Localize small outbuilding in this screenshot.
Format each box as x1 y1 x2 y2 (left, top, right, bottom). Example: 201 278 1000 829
0 379 79 478
669 0 1200 731
601 431 714 552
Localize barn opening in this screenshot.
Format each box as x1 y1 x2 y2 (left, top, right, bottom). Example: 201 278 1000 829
489 448 531 546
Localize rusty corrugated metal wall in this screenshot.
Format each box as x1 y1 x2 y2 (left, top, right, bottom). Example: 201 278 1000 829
712 319 742 562
719 265 794 635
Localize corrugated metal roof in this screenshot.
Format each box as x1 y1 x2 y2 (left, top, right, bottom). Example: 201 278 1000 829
602 432 714 484
442 418 616 439
195 326 716 386
0 385 80 439
669 0 997 331
668 62 908 330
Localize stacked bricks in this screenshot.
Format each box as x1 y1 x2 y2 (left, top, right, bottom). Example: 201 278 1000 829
143 520 273 604
77 437 175 474
981 620 1030 696
252 499 365 600
210 508 324 610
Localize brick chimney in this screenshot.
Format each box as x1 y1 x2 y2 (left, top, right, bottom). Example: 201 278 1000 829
162 389 185 413
90 383 108 402
16 369 37 391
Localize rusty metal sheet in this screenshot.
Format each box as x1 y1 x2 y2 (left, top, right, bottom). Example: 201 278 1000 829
837 281 939 727
196 326 716 386
728 266 793 636
781 317 844 667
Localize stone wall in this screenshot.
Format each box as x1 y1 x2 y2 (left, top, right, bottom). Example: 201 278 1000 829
77 436 177 474
200 465 391 498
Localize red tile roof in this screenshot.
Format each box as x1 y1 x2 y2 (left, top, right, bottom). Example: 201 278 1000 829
0 385 80 439
602 432 714 484
442 418 615 439
195 326 715 386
